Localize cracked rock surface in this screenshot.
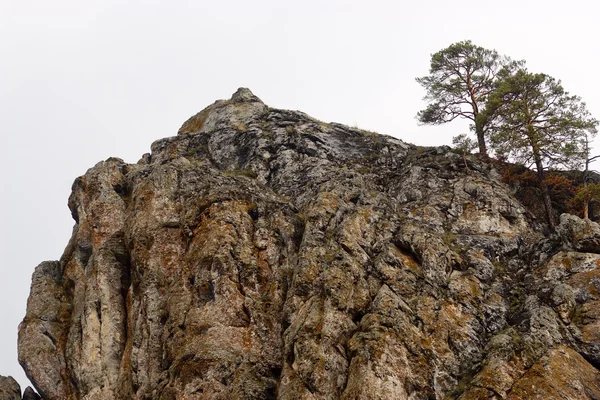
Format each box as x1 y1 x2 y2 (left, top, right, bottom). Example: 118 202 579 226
18 88 600 399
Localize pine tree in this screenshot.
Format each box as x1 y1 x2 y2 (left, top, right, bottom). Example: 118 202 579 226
416 41 521 155
487 68 598 228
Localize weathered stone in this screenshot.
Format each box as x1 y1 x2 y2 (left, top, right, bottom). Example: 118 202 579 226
18 89 600 399
22 387 41 400
0 376 21 400
556 213 600 252
18 261 71 400
508 346 600 399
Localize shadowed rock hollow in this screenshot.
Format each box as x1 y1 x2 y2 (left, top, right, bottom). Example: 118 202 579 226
16 88 600 399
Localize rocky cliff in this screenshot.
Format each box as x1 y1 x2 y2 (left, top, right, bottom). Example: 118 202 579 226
16 88 600 399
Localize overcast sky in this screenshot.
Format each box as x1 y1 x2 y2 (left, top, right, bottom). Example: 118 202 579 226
1 0 599 390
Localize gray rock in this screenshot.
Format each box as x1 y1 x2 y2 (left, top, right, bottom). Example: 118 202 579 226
556 213 600 252
18 261 70 400
0 376 21 400
17 89 600 399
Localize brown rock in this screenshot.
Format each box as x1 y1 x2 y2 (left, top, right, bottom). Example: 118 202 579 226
509 347 600 399
0 376 21 400
22 387 41 400
17 89 600 399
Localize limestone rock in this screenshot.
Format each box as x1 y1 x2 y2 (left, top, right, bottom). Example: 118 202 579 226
556 213 600 252
18 89 600 399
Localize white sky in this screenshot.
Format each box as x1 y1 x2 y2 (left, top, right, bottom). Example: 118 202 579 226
1 0 598 390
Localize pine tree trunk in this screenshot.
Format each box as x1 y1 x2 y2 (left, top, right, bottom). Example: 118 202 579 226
535 158 556 229
540 181 555 229
475 121 487 156
584 145 590 220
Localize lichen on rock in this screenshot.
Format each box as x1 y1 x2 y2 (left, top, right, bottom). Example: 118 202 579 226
17 89 600 399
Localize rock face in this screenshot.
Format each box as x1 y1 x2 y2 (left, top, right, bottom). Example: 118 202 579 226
22 387 42 400
0 376 39 400
0 376 21 400
18 88 600 399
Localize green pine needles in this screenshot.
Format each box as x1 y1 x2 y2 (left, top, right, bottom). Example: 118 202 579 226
416 40 522 155
417 40 599 228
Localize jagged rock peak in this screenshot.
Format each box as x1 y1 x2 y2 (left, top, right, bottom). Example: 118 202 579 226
18 89 600 399
230 87 263 103
22 387 41 400
177 87 268 136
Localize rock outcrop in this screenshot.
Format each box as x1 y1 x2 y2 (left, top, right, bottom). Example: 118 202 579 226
0 376 40 400
18 89 600 399
0 376 22 400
